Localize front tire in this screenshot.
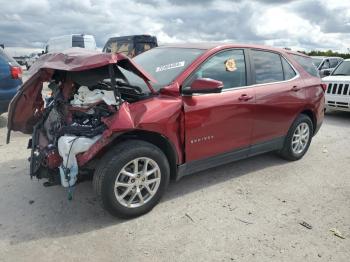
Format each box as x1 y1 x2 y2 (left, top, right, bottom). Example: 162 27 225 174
279 114 313 161
93 140 170 218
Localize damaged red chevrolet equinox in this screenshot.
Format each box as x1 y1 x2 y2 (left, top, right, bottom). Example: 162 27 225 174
7 44 324 218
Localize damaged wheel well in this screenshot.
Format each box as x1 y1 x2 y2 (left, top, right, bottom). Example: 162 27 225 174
114 130 179 180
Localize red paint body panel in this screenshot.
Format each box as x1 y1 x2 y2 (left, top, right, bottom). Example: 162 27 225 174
251 77 306 144
105 97 184 163
77 132 117 166
183 88 255 161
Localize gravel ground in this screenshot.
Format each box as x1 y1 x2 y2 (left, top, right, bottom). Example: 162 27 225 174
0 85 349 261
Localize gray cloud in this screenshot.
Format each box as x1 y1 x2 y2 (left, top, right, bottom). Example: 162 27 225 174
0 0 349 54
294 0 350 33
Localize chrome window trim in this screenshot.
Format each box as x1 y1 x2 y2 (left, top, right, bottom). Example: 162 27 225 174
181 50 300 96
222 53 300 92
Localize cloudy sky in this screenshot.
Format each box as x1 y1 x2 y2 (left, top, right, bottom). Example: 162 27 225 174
1 0 349 55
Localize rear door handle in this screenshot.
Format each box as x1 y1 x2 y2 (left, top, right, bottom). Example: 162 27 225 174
291 86 302 92
238 94 253 101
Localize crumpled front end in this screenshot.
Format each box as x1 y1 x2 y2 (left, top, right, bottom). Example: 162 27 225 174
7 49 164 192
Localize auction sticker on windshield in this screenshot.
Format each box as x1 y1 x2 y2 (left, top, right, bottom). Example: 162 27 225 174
156 61 185 72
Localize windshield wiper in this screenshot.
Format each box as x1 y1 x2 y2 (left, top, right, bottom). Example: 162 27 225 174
116 81 143 94
332 73 348 76
100 79 143 94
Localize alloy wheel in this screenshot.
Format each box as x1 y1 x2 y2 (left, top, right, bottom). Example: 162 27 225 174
291 122 310 155
114 157 161 208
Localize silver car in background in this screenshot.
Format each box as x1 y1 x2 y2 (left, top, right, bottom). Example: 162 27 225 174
311 56 343 78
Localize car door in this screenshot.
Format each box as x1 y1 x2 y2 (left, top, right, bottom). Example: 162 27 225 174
182 49 255 162
249 49 305 145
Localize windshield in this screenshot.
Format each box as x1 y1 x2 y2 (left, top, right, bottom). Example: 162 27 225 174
332 61 350 76
121 47 205 91
312 57 323 68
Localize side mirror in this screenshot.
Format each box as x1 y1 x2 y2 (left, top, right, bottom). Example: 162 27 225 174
182 78 223 95
322 69 331 77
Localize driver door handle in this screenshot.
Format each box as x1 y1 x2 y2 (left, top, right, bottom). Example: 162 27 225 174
238 94 253 101
291 86 302 92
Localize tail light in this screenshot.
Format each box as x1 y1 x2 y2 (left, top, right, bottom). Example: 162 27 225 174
10 66 22 79
320 83 327 92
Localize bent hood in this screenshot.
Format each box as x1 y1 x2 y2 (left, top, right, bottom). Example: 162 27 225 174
7 48 156 142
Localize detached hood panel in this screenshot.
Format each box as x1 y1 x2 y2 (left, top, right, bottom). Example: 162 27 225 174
7 48 156 140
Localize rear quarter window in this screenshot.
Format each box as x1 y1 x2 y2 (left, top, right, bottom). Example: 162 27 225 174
281 57 296 80
291 54 319 77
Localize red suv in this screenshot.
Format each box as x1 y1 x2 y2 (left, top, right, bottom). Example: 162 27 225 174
7 44 325 218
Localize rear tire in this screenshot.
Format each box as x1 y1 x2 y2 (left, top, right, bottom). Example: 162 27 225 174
279 114 313 161
93 140 170 218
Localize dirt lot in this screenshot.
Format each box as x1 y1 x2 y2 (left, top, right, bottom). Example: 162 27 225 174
0 106 349 261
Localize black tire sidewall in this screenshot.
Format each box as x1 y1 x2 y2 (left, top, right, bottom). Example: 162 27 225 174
284 115 313 160
99 142 170 218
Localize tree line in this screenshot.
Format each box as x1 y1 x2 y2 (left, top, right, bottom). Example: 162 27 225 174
298 50 350 59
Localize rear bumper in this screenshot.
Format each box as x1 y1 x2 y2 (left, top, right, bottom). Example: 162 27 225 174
325 94 350 112
325 104 350 112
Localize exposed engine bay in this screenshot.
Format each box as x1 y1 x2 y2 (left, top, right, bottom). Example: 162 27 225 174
29 66 151 195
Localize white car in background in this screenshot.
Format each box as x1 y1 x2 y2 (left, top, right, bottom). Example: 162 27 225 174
311 56 343 78
44 34 96 53
323 59 350 112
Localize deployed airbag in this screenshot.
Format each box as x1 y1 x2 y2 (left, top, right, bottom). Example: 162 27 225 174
58 135 101 187
70 86 117 107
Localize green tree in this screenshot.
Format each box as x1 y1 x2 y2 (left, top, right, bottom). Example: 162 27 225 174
306 50 350 59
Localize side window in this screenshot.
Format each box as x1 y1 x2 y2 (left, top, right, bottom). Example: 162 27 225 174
72 35 85 48
281 57 296 80
186 49 246 89
322 60 330 69
329 59 338 68
251 50 284 84
291 54 319 77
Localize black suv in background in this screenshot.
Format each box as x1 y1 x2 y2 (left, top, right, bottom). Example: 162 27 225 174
102 35 158 57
